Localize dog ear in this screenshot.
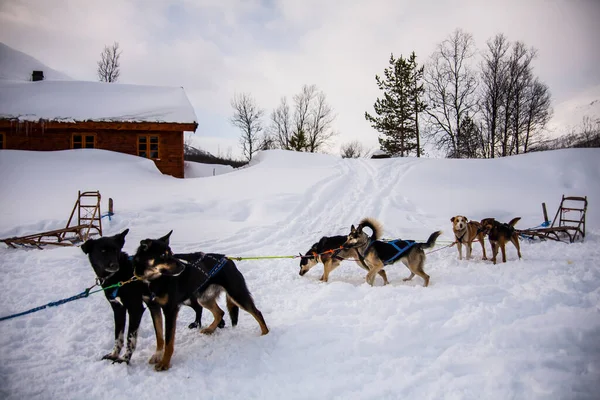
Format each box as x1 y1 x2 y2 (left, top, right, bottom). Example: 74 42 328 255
80 239 94 254
115 229 129 248
317 236 328 248
139 239 152 251
450 217 455 223
158 230 173 245
464 216 468 222
350 225 356 234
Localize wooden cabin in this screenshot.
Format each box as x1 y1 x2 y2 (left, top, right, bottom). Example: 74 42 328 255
0 78 198 178
370 149 391 159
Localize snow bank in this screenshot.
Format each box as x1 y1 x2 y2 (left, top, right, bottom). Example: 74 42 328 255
0 148 599 400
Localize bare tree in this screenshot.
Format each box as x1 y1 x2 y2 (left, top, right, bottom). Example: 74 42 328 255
424 29 479 158
97 42 122 83
480 33 511 158
578 116 600 147
340 140 365 158
269 97 292 149
230 93 264 161
522 78 552 152
270 85 337 152
258 133 278 151
306 89 336 152
500 41 537 156
293 85 315 146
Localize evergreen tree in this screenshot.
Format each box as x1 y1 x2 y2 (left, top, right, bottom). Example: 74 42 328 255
365 53 422 157
289 129 308 151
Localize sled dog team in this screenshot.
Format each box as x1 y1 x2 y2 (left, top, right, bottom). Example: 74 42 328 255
83 215 521 370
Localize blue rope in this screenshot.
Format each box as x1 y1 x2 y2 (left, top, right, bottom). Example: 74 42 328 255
101 212 114 221
0 288 92 322
519 220 551 241
528 221 550 229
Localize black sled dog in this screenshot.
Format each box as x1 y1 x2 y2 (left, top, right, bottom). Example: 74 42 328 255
81 229 210 364
132 231 269 371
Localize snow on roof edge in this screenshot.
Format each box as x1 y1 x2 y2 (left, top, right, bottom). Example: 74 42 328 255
0 80 199 126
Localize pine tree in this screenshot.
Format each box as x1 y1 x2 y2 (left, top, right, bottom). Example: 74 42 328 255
289 129 308 151
365 53 422 157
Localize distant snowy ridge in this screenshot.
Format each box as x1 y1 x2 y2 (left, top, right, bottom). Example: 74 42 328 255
548 84 600 135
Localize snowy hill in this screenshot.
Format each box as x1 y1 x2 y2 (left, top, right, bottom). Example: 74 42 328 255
0 42 72 81
0 149 599 400
548 84 600 135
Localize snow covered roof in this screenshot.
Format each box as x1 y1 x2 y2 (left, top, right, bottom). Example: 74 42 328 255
0 80 198 126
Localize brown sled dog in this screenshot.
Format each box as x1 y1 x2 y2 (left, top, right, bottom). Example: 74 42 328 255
343 218 441 287
479 217 522 264
450 215 487 260
299 235 389 284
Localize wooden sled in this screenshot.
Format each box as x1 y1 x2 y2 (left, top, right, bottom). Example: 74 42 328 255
1 191 104 249
517 195 587 243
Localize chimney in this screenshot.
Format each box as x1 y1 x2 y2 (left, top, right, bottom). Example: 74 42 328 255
32 70 44 82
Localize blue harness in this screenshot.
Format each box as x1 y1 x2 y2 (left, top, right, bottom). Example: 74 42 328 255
364 239 416 265
175 253 229 292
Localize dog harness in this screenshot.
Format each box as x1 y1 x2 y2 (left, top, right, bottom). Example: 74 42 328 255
455 230 467 243
382 239 416 265
172 252 229 293
360 239 416 266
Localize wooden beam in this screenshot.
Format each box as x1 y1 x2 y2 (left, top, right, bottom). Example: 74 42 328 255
0 119 198 132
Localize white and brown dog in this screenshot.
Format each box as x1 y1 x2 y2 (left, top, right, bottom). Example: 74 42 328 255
450 216 487 260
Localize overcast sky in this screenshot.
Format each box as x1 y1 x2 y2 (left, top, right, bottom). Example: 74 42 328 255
1 0 599 157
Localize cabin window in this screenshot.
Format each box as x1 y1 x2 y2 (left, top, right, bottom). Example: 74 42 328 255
138 135 160 159
72 133 96 149
0 133 4 149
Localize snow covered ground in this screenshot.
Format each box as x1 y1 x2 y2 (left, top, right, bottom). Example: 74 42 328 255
0 148 599 400
185 160 234 178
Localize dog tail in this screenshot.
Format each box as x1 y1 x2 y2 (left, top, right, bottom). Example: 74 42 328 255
358 217 383 241
226 295 240 326
508 217 521 227
420 230 442 250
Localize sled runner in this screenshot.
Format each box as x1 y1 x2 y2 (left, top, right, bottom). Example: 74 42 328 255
517 195 587 243
1 191 104 249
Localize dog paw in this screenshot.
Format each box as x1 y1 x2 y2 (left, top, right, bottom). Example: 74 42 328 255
218 319 225 329
112 357 130 365
102 353 119 362
188 322 200 329
154 362 170 371
148 352 163 364
200 327 216 335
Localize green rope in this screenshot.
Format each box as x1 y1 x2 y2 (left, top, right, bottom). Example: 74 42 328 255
229 239 454 262
227 255 299 261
